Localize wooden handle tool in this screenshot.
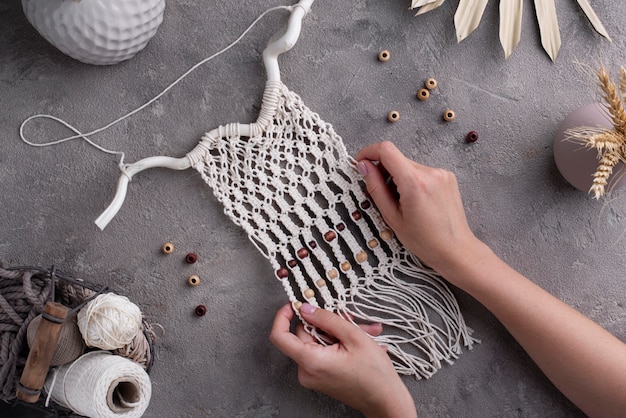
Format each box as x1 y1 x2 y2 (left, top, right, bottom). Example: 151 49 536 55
16 301 69 403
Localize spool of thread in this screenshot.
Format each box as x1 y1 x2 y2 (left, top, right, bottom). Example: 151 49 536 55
27 312 85 367
44 351 151 418
77 293 143 350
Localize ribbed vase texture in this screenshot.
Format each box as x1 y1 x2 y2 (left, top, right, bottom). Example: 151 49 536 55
22 0 165 65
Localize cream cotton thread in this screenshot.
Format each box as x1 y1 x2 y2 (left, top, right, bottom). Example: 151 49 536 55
186 82 478 378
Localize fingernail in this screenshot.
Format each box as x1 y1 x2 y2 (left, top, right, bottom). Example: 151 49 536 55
357 161 368 177
300 303 317 315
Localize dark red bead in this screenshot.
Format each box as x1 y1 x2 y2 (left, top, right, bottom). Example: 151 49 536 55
185 253 198 264
336 223 345 231
195 305 207 316
288 260 298 268
277 268 289 278
466 131 479 143
297 248 309 259
324 231 336 242
308 241 317 249
360 201 371 210
352 210 362 220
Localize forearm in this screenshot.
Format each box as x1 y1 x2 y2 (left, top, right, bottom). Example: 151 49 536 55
441 240 626 417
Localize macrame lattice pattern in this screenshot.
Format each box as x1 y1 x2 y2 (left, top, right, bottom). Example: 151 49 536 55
187 81 476 378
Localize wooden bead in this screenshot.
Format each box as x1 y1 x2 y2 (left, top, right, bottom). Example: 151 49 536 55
351 211 362 221
341 261 351 272
327 269 339 280
316 279 327 288
297 248 309 259
195 305 207 316
443 109 456 122
417 88 430 101
294 301 303 310
288 260 298 268
387 110 400 123
304 288 315 299
187 275 200 286
324 230 336 242
276 268 289 278
161 242 174 254
378 50 390 62
466 131 479 143
380 229 393 240
368 239 379 249
355 251 368 263
425 77 438 90
185 253 198 264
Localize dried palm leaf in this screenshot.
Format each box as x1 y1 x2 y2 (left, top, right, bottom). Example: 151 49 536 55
454 0 489 42
499 0 523 59
576 0 611 41
409 0 610 61
414 0 446 16
411 0 438 8
534 0 561 62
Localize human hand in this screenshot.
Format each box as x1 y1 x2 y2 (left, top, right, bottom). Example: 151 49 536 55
269 303 417 418
356 141 481 276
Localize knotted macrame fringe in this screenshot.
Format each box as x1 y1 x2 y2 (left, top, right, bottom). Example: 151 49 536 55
187 81 477 378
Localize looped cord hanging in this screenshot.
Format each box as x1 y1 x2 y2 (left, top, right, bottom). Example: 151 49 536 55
18 5 292 167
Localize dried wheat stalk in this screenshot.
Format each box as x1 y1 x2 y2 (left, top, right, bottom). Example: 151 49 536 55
565 66 626 199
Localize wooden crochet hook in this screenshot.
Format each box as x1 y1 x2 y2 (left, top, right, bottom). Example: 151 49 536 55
16 301 69 403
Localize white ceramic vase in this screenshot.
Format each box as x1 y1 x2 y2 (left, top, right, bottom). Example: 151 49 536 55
22 0 166 65
553 103 626 194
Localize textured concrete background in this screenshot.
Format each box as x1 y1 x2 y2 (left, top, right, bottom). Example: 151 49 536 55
1 0 626 417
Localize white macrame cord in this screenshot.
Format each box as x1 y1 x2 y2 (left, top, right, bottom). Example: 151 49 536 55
187 81 477 378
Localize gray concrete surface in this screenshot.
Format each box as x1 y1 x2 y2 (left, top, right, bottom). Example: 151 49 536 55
2 0 625 417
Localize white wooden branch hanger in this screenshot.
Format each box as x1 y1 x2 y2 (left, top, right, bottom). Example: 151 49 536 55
94 0 314 230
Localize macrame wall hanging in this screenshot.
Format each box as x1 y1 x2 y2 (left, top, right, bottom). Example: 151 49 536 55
20 0 477 379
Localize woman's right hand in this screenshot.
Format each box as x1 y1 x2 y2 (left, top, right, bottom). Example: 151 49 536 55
356 141 482 277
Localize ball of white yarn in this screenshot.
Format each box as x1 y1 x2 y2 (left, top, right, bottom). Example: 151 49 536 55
77 293 143 350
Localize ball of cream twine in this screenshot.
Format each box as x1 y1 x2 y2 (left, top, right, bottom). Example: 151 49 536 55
77 293 142 350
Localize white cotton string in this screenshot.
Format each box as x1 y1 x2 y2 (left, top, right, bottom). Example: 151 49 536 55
18 4 292 167
191 81 479 378
77 293 143 351
44 351 151 418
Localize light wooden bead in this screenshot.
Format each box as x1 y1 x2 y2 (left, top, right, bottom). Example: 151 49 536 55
316 279 327 288
304 288 315 299
327 269 339 280
161 242 174 254
417 88 430 101
387 110 400 123
355 251 368 263
425 77 438 90
294 301 303 310
378 50 390 62
368 239 379 249
380 229 393 240
443 109 456 122
187 275 200 286
341 261 351 272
